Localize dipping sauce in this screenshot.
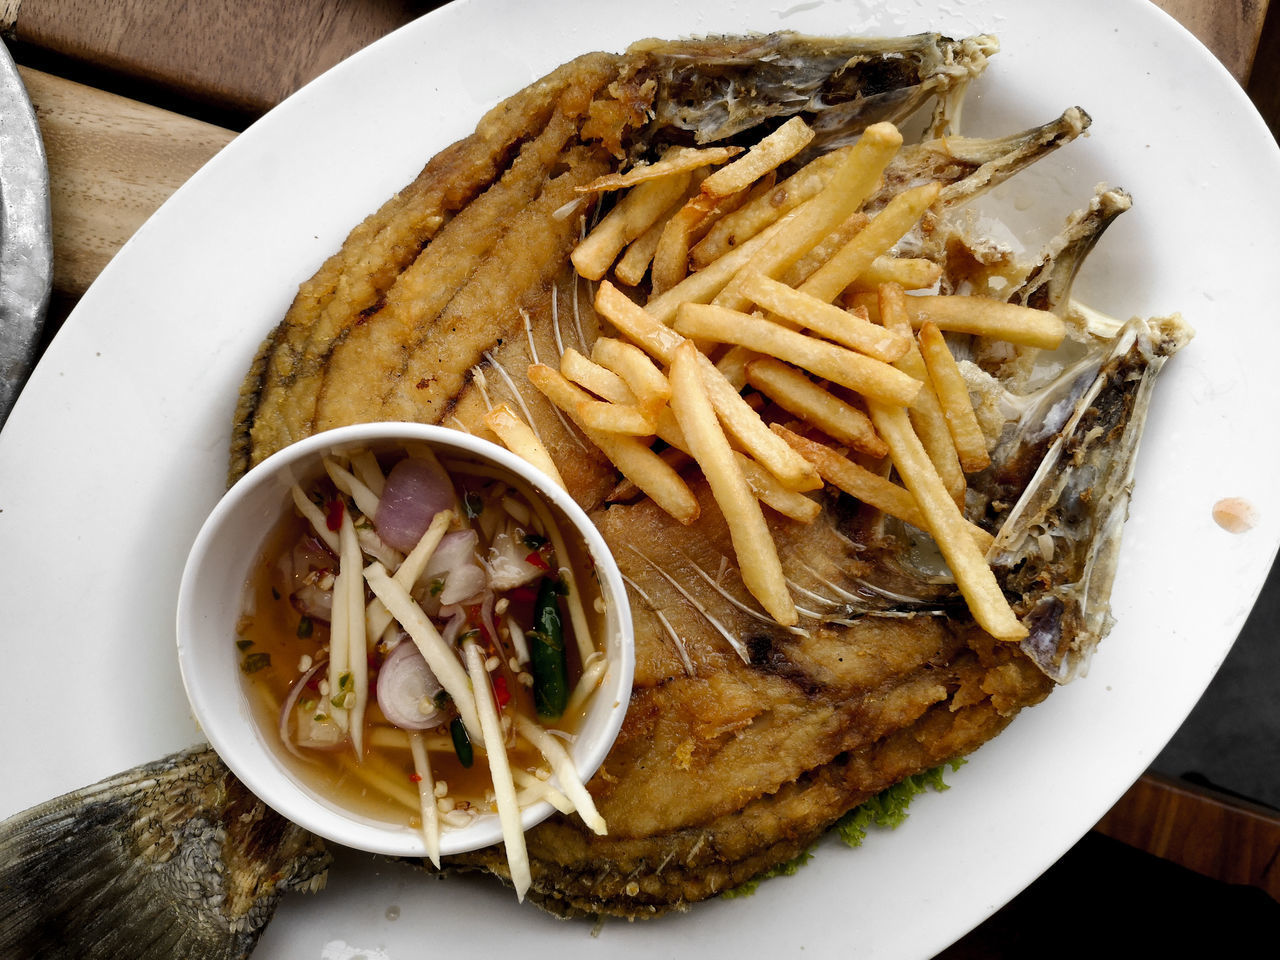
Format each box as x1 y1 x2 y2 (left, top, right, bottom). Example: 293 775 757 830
234 442 608 857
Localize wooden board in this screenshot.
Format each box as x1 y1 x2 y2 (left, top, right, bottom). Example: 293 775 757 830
4 0 1268 123
1095 772 1280 899
6 0 429 121
18 66 234 300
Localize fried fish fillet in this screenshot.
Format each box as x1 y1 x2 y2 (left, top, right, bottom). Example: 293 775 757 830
226 31 1188 920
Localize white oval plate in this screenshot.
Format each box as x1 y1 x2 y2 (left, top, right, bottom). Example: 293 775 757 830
2 0 1277 956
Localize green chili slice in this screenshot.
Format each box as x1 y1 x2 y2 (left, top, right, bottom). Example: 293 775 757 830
529 577 570 719
450 717 474 768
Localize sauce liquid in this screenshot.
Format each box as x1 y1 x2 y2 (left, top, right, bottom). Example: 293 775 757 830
235 459 599 828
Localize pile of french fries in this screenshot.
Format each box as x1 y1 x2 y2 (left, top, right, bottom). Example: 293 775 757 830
490 117 1069 642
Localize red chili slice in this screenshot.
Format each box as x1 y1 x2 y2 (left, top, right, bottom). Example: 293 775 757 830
493 674 511 708
325 498 344 531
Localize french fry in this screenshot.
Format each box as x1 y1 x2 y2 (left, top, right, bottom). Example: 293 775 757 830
798 181 942 303
559 347 635 404
774 424 922 524
847 256 943 292
690 145 851 270
613 192 688 286
866 402 1026 641
606 444 691 503
774 424 993 552
781 212 869 287
916 322 992 473
571 171 693 281
713 122 904 313
698 357 823 492
484 403 567 490
850 292 1067 349
528 363 699 524
699 116 814 198
576 145 743 192
595 282 821 492
689 173 770 245
738 271 910 363
745 357 887 458
669 342 798 626
655 408 821 524
651 196 711 293
595 280 684 364
674 303 922 408
644 214 793 324
878 283 966 505
574 397 658 436
591 337 671 415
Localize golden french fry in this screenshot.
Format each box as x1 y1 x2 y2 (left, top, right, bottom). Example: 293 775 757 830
798 181 942 303
699 116 814 198
591 337 671 414
650 197 711 293
571 171 693 281
560 347 635 404
738 271 910 363
674 303 922 408
878 284 966 505
576 145 743 192
574 398 658 436
484 403 567 491
689 174 767 245
847 256 943 292
690 145 851 270
528 364 699 524
851 292 1067 350
595 280 684 364
916 322 992 473
774 424 919 523
781 211 869 287
745 357 887 458
655 408 820 523
867 402 1025 641
613 193 688 286
606 444 691 503
644 214 793 324
669 342 797 626
713 122 904 313
773 424 993 552
697 356 823 492
595 283 820 491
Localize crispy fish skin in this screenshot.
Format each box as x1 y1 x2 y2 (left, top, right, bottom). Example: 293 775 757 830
230 52 626 484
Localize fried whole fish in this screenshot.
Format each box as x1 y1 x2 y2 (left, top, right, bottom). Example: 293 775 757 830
0 30 1190 952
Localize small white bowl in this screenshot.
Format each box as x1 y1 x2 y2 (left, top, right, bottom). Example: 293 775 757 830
177 422 634 857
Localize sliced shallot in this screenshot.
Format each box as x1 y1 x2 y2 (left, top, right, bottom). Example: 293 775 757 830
375 456 455 551
376 629 446 730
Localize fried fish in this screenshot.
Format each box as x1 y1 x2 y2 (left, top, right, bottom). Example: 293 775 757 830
0 30 1189 954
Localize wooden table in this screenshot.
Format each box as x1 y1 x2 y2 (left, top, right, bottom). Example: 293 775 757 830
4 0 1277 948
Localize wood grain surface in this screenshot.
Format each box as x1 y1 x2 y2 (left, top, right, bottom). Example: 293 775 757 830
1156 0 1269 82
5 1 1269 123
9 0 429 121
1095 772 1280 898
18 66 234 299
